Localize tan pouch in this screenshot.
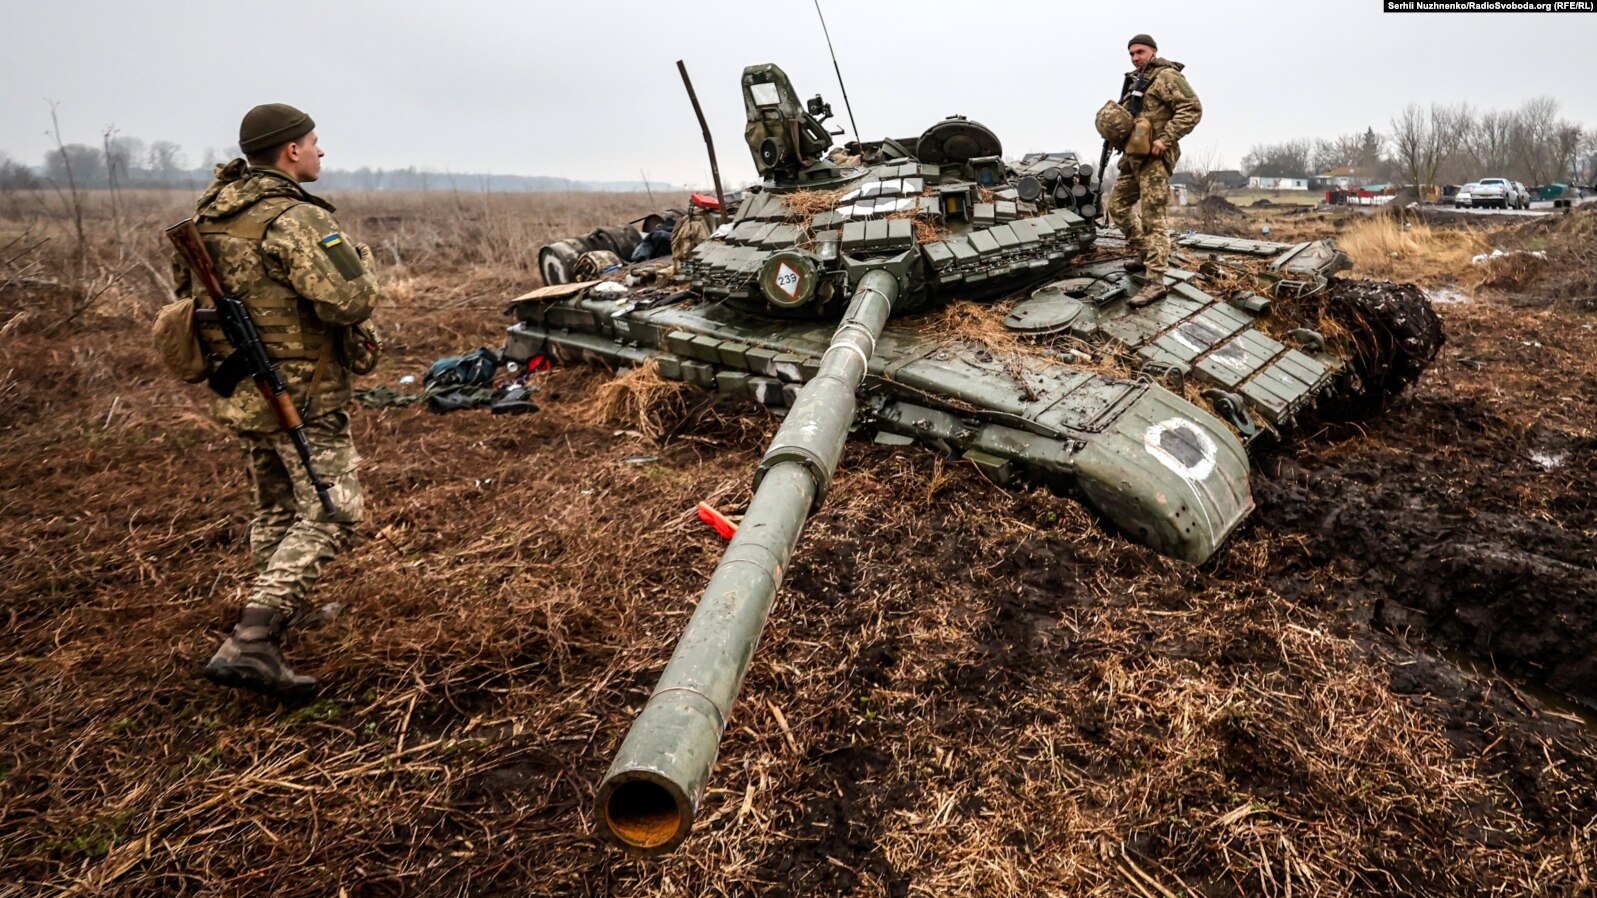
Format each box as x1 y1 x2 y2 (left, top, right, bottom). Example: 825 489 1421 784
1094 101 1134 145
152 296 212 383
339 321 382 375
1124 117 1153 156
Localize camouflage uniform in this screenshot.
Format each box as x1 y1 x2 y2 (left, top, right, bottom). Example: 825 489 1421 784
175 159 379 619
1107 58 1203 281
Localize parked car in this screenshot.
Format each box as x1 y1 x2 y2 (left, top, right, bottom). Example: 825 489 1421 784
1453 183 1479 207
1472 178 1530 210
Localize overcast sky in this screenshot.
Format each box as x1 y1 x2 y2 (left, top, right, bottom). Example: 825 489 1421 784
4 0 1594 187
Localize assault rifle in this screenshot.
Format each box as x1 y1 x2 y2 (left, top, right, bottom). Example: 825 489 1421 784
166 219 338 516
1095 67 1158 222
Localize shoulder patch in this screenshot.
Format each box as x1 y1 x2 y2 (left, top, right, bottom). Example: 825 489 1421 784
320 232 365 280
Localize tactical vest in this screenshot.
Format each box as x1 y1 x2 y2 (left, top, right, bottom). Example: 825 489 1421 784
194 195 332 364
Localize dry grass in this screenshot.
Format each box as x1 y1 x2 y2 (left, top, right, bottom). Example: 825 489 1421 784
0 187 1594 898
1486 206 1597 305
780 188 846 219
580 359 694 440
1337 215 1488 282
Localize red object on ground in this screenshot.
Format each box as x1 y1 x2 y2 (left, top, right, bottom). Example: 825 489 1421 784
690 193 721 210
696 502 738 539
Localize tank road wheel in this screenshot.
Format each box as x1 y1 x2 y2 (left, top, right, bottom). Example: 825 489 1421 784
1314 279 1445 419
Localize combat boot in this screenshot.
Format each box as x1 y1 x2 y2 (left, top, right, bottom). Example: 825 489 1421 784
1128 281 1168 308
1122 259 1147 274
203 607 318 701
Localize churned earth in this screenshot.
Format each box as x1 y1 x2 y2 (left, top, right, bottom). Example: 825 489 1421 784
0 192 1593 897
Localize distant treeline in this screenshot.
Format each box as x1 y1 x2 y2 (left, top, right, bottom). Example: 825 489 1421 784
0 135 666 193
1216 96 1596 191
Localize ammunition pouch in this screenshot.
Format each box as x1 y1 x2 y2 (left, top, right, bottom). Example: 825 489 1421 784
152 295 213 384
1095 101 1134 146
1124 117 1154 157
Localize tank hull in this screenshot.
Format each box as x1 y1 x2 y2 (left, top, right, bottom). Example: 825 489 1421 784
507 281 1254 564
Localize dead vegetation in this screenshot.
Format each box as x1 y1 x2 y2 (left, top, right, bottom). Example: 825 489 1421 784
0 190 1594 897
1488 206 1597 307
1332 214 1490 282
780 188 847 219
581 359 694 440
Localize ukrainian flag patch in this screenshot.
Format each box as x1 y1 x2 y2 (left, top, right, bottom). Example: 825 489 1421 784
320 232 364 280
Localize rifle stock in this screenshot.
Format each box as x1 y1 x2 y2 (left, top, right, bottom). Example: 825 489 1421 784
166 220 227 302
165 218 338 516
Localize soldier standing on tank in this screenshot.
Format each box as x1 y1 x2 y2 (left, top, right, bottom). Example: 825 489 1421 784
1107 34 1203 307
174 104 381 700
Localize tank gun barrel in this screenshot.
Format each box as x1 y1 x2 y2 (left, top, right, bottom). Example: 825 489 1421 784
595 268 901 855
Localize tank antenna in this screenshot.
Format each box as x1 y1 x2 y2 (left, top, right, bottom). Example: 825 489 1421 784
676 60 727 215
813 0 860 144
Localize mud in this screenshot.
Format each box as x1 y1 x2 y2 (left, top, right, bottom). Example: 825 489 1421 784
1254 395 1597 706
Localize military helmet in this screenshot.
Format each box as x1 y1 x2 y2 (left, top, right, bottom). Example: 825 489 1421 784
239 103 315 155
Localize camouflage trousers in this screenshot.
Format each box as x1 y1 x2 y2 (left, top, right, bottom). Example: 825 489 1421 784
1108 156 1173 276
238 410 364 618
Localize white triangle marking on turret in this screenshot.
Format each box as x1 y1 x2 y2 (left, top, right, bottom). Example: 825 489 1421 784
776 261 801 300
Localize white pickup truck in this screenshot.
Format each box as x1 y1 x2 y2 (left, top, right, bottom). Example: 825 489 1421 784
1469 178 1531 210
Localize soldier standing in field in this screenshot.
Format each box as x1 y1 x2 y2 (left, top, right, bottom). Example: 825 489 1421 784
171 104 381 700
1106 34 1203 307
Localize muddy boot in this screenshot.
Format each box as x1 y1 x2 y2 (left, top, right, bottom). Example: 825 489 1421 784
1122 259 1147 274
202 607 318 701
1128 280 1168 308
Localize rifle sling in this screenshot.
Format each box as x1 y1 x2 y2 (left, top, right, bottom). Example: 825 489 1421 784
1123 69 1156 117
301 338 335 418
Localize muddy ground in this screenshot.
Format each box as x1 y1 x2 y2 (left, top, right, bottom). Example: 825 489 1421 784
1 194 1594 897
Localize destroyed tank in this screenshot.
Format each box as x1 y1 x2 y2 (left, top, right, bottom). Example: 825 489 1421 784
503 64 1443 854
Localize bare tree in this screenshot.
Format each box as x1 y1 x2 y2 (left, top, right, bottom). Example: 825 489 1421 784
0 153 40 190
1389 102 1470 194
1578 129 1597 187
1175 144 1227 195
147 140 186 184
1508 97 1584 186
1310 132 1371 175
1241 139 1313 178
103 133 144 182
44 101 90 279
1462 108 1517 178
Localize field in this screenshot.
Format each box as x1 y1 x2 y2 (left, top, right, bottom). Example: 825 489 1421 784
1 187 1595 897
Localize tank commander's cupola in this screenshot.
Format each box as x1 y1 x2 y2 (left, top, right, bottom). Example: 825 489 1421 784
742 64 850 187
